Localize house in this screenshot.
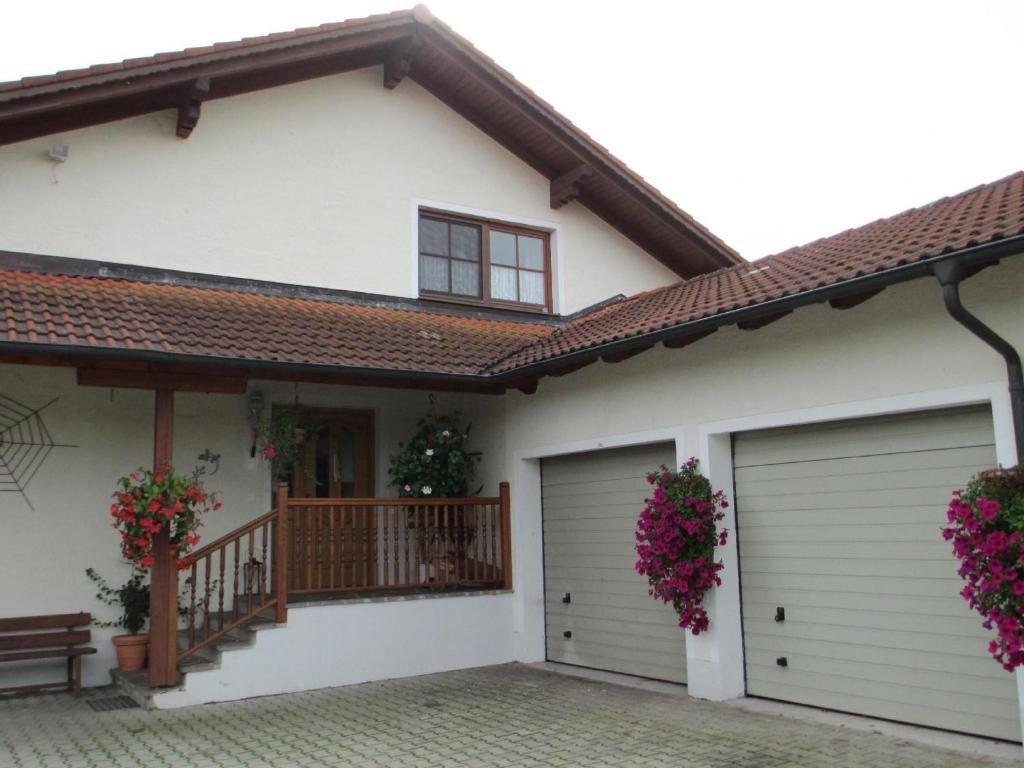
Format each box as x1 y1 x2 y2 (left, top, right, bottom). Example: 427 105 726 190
1 5 1022 744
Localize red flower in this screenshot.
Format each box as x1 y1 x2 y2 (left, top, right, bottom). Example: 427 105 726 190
213 501 222 511
186 534 201 546
263 443 278 460
140 554 155 568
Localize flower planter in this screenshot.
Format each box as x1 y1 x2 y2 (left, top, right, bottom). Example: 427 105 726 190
112 633 148 672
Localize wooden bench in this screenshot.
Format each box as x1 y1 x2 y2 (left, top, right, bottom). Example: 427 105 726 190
0 613 97 697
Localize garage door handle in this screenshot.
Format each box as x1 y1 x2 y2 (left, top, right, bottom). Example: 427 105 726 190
776 657 787 667
563 630 572 639
775 606 785 622
562 592 571 604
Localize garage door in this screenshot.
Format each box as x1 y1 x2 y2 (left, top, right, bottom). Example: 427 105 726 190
543 442 687 683
735 405 1020 741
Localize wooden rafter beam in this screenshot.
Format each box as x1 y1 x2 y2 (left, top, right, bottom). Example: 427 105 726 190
663 328 717 349
175 76 210 138
383 35 421 89
737 310 792 331
550 164 592 209
828 288 883 310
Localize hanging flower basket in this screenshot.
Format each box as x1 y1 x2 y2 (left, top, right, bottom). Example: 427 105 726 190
635 458 729 635
944 465 1024 670
109 463 220 571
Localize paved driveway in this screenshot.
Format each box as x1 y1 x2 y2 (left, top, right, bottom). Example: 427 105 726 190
0 664 1015 767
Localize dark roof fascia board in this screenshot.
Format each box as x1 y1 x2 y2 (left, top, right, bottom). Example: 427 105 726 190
0 250 565 326
0 20 414 108
491 235 1024 380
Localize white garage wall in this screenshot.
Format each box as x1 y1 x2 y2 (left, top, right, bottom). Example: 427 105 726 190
0 364 506 688
501 256 1024 702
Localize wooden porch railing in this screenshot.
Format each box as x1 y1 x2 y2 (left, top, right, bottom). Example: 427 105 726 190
176 489 288 663
286 482 512 594
158 482 510 677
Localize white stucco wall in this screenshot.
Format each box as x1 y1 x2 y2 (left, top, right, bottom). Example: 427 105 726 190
152 592 515 708
499 256 1024 701
0 67 678 315
0 364 505 688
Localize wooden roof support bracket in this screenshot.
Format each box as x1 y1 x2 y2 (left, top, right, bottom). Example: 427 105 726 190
550 165 593 209
176 77 210 138
383 35 421 89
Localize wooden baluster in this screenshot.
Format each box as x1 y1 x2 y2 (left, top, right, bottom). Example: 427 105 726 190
261 522 269 603
410 506 419 587
328 505 336 591
202 557 211 642
316 508 322 592
500 482 512 590
247 529 256 615
232 539 240 623
432 505 440 589
490 502 498 583
218 548 226 632
443 503 451 588
304 506 313 592
275 483 288 624
188 562 197 648
383 502 389 587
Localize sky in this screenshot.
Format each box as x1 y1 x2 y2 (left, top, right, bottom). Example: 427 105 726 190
2 0 1022 261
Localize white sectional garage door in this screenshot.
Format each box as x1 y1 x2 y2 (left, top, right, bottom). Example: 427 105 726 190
542 442 687 683
734 405 1020 742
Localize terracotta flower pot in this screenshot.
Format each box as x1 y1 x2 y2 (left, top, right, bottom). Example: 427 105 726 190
293 427 307 445
112 633 149 672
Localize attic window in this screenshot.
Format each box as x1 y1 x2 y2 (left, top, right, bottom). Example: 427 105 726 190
418 210 551 312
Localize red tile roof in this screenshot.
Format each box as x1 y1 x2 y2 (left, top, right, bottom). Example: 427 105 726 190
2 171 1022 383
488 170 1024 372
0 271 553 376
0 9 421 94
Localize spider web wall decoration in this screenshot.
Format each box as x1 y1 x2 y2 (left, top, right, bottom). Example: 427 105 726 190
0 394 77 511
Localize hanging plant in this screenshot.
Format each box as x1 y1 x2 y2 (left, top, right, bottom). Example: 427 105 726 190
109 463 220 570
255 404 315 479
944 465 1024 671
389 411 481 498
635 458 729 635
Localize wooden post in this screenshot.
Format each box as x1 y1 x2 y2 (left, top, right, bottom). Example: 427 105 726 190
275 482 289 624
148 388 178 687
499 481 512 590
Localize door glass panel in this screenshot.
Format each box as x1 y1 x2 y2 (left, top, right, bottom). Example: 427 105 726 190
419 254 449 293
518 236 544 270
489 230 517 265
419 217 449 256
335 428 357 497
519 271 545 305
314 430 329 498
451 223 481 261
451 259 481 297
490 265 517 300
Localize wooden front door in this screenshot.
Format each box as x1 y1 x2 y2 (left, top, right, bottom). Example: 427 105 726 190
284 408 376 592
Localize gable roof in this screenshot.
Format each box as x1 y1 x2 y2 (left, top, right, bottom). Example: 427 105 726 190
0 6 740 279
2 172 1022 391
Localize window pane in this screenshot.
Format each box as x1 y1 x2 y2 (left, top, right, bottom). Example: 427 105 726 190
490 266 517 301
490 230 516 266
518 236 544 270
419 217 449 256
519 271 545 305
451 223 481 262
451 259 481 297
419 254 449 293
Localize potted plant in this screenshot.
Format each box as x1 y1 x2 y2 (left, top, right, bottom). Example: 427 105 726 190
389 411 482 584
256 404 315 480
944 465 1024 670
635 458 730 635
85 567 150 671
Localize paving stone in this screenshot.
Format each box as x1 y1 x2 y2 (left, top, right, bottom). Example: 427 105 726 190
0 665 1015 767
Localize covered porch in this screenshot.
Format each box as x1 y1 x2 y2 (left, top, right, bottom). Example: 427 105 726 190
1 357 515 696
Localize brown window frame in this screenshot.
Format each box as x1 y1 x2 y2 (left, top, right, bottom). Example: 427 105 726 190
418 209 553 313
